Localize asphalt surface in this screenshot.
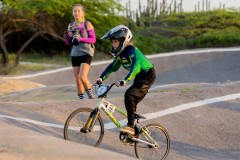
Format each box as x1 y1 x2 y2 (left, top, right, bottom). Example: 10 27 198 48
16 49 240 86
0 47 240 160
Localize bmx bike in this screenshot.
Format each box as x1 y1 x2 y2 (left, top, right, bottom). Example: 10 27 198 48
64 82 170 160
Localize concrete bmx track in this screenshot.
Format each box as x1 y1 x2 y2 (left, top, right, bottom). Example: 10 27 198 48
0 47 240 160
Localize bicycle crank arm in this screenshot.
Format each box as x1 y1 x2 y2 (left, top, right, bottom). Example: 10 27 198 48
130 137 159 148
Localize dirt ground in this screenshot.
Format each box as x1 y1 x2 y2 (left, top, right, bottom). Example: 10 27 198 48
0 79 42 96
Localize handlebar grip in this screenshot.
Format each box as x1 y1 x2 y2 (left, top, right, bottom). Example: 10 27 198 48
96 80 102 85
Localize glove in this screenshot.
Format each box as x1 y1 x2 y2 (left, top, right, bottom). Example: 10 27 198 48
95 78 102 85
118 80 126 86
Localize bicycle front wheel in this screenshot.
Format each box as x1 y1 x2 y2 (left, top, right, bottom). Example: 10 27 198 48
64 107 104 147
135 123 170 160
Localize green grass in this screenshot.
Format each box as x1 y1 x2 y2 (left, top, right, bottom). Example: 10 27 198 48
0 53 68 75
9 64 57 75
21 52 71 66
133 10 240 54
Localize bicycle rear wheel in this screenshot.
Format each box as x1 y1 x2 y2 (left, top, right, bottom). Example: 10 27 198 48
135 123 170 160
64 107 104 147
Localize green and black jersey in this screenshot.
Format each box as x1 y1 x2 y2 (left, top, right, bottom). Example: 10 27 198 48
100 45 154 82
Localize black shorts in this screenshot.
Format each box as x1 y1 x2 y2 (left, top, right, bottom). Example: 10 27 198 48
71 55 92 67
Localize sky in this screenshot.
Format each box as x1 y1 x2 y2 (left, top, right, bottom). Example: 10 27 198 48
118 0 240 12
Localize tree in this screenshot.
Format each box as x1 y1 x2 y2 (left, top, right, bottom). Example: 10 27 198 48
1 0 72 66
0 6 24 68
0 0 126 69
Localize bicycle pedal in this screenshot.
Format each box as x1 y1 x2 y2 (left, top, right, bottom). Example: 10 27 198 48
119 132 134 144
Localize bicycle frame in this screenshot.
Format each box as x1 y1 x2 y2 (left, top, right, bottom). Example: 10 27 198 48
78 83 160 148
95 97 127 129
64 83 170 159
83 98 158 147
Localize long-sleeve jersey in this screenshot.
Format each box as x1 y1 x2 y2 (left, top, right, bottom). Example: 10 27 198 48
100 45 154 82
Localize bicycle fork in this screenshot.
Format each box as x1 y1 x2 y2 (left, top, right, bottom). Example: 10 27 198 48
80 108 100 133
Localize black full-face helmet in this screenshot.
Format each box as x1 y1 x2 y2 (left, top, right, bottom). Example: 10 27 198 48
101 25 132 57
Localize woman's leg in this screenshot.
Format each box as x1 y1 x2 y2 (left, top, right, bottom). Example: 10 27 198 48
71 56 85 99
79 63 94 98
79 63 91 88
73 66 85 95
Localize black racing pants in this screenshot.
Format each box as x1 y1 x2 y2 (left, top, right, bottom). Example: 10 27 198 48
124 68 156 127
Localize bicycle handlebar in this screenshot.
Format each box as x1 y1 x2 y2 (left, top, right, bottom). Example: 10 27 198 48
92 82 118 97
106 82 117 93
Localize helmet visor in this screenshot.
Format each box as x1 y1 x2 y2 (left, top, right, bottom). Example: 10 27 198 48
101 25 128 40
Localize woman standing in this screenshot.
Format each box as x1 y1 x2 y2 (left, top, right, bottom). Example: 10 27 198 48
66 4 96 100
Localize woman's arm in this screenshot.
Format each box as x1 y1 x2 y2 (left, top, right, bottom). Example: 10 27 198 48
66 33 72 45
65 23 73 45
78 21 96 44
78 29 96 44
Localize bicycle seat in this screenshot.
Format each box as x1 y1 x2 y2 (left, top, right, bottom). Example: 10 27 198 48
135 113 146 119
